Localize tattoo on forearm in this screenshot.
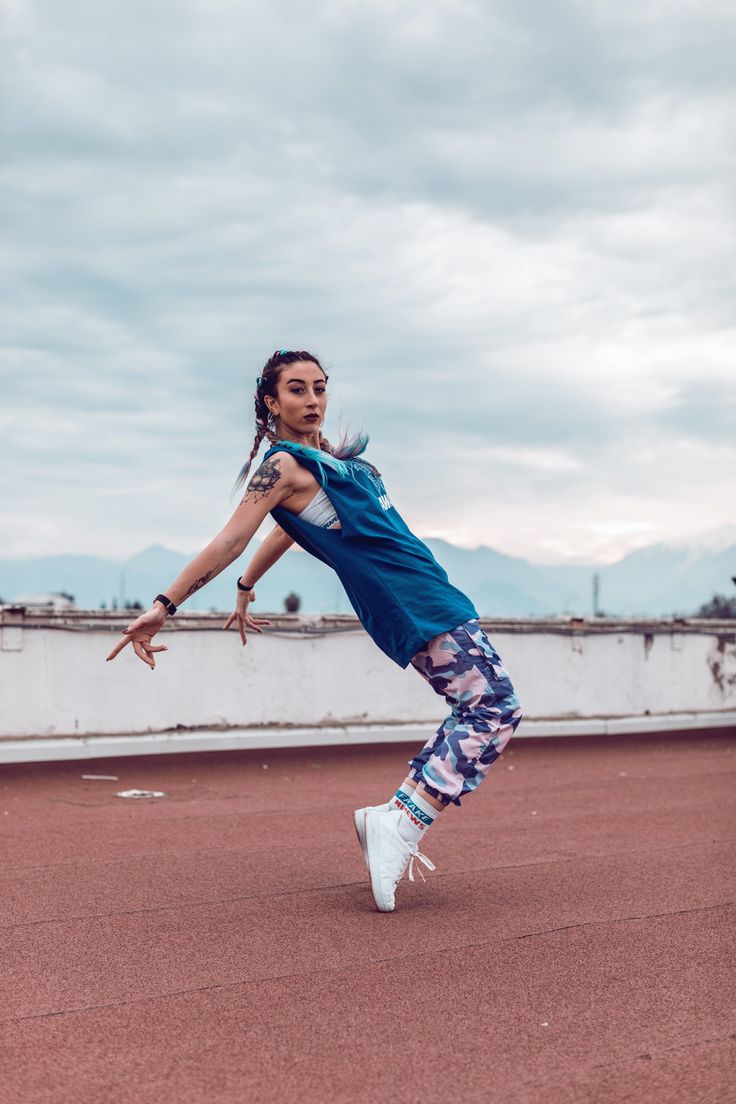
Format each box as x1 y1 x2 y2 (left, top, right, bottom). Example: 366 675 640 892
244 458 282 503
184 570 214 598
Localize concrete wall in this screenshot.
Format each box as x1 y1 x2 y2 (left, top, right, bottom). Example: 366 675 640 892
2 609 735 752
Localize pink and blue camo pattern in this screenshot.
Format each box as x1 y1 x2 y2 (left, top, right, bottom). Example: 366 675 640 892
408 619 523 806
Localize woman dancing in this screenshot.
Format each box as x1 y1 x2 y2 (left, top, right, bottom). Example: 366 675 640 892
106 349 523 912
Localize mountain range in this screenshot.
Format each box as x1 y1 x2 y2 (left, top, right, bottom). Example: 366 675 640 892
2 525 734 617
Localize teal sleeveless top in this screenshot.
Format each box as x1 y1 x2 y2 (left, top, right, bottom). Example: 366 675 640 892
263 440 478 668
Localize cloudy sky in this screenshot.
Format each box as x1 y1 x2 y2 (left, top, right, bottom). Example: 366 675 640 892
3 0 735 566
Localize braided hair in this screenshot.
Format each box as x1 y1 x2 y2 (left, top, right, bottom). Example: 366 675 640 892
231 349 375 497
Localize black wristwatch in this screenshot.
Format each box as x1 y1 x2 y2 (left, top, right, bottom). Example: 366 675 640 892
236 578 254 592
153 593 177 615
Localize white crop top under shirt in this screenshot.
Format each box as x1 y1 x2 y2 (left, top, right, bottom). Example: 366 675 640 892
296 486 340 529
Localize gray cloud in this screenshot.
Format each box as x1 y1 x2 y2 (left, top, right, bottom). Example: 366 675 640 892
2 0 735 564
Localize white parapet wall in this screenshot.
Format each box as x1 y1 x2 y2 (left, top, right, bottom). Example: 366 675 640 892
1 607 735 762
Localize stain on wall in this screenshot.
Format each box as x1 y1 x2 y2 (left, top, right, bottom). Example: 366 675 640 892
708 635 736 694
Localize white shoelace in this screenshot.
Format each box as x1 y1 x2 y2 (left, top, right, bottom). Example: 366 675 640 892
403 840 437 883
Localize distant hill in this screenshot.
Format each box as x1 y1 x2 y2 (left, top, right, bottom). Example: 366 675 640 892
1 525 734 617
589 525 736 616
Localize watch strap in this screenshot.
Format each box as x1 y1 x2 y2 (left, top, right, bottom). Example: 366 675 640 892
154 593 177 615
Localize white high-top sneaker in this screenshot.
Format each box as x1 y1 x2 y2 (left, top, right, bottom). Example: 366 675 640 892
353 803 392 868
364 807 435 912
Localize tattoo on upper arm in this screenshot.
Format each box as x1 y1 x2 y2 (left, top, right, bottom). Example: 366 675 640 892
184 570 214 598
243 458 283 503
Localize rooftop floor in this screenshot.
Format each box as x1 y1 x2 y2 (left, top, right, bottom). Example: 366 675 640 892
2 731 735 1103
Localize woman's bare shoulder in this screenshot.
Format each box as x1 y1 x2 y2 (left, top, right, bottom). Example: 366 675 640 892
256 448 312 491
254 448 299 476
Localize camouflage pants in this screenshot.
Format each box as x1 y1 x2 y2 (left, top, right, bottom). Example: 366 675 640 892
408 619 523 806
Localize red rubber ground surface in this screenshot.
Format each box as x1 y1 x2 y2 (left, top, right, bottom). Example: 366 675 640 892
1 732 735 1103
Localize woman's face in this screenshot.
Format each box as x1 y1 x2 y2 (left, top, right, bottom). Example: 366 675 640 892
268 360 328 435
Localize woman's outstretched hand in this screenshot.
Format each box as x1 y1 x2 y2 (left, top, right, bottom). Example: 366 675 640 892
223 588 272 646
106 606 170 670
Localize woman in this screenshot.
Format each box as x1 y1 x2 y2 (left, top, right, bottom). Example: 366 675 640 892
107 349 523 912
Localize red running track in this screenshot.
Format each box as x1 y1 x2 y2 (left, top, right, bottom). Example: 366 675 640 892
1 731 735 1103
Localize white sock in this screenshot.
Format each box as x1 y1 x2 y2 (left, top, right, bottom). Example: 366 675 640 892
391 784 437 846
370 799 394 813
388 780 418 813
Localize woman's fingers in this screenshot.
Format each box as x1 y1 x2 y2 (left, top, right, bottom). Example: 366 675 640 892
224 612 271 646
105 636 131 661
245 617 271 633
132 639 155 669
106 629 167 667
